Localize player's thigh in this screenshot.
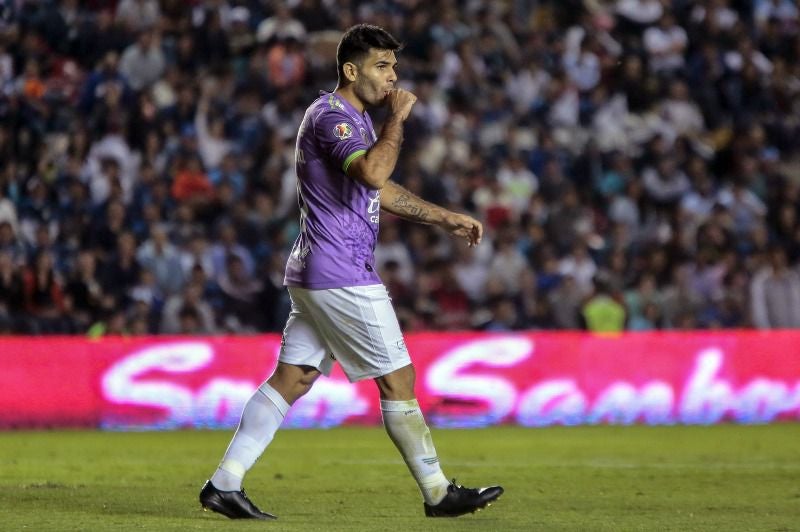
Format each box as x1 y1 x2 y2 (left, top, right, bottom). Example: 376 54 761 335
278 294 335 376
297 284 411 382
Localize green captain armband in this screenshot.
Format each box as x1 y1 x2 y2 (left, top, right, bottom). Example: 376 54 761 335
342 150 366 173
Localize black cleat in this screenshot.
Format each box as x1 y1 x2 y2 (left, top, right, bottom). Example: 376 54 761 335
199 480 277 520
424 479 504 517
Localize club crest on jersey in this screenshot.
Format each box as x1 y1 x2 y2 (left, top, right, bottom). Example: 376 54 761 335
333 122 353 140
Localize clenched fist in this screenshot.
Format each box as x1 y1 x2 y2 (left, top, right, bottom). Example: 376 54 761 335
385 89 417 121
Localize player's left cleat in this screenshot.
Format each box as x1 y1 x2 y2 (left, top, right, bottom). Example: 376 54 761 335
199 480 277 520
423 479 504 517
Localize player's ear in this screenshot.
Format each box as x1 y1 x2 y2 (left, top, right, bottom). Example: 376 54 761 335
343 62 358 82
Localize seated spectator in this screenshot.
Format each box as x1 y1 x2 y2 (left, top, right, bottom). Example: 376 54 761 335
171 155 215 212
100 231 141 305
374 220 414 286
487 227 528 294
210 221 254 281
22 252 69 333
116 0 161 34
264 37 307 90
64 250 105 331
195 80 235 171
716 176 767 237
136 224 185 296
558 242 598 297
208 153 246 200
119 28 166 92
643 12 688 75
430 259 472 330
484 296 523 331
257 4 306 45
87 199 127 260
160 281 216 334
642 156 691 208
628 301 663 331
176 304 207 335
496 153 538 215
581 276 627 333
750 246 800 329
87 309 130 338
0 222 25 263
549 275 584 330
218 253 262 331
0 252 24 331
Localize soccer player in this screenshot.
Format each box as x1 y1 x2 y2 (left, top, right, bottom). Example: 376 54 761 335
199 23 503 520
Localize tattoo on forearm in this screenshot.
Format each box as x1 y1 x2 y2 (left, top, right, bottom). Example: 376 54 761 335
391 193 431 222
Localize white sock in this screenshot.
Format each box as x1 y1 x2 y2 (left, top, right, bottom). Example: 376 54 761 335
210 383 289 491
381 399 450 505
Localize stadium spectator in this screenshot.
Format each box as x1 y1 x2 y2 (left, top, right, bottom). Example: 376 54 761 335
100 231 141 305
119 28 166 92
0 251 24 330
116 0 161 34
195 80 235 171
255 4 306 45
581 275 627 332
549 273 584 329
217 252 262 331
643 12 688 75
63 249 106 331
21 251 68 333
750 246 800 329
430 259 472 330
160 281 216 334
374 220 414 285
136 224 185 296
171 154 215 210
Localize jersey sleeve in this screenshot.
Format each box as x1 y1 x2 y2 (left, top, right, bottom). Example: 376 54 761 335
313 107 369 174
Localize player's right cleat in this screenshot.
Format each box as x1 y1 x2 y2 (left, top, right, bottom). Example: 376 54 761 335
423 479 504 517
199 480 277 520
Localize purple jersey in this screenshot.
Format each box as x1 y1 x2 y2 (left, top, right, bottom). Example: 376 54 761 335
284 92 382 289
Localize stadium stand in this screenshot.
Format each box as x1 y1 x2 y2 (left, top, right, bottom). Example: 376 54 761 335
0 0 798 335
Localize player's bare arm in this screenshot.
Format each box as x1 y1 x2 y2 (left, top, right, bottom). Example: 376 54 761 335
380 180 483 247
347 89 417 190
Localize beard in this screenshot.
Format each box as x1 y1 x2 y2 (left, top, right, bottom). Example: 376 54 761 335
354 77 386 108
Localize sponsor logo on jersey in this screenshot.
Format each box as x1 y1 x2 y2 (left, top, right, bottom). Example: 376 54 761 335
367 191 381 214
333 122 353 140
368 191 381 223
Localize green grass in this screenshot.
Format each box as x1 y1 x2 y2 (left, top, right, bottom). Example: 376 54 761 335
1 425 799 531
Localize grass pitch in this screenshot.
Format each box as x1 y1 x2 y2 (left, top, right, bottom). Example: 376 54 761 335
1 424 798 531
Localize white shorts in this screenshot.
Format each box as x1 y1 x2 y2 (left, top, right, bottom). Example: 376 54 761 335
279 284 412 382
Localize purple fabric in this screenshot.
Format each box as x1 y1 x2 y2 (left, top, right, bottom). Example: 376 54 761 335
284 92 383 289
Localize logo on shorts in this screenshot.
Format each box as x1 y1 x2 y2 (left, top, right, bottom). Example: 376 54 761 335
396 339 407 352
333 122 353 140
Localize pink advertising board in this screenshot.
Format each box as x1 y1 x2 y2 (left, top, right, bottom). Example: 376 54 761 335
1 331 799 429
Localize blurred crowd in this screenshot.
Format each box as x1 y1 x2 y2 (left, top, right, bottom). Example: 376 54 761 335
1 0 800 336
